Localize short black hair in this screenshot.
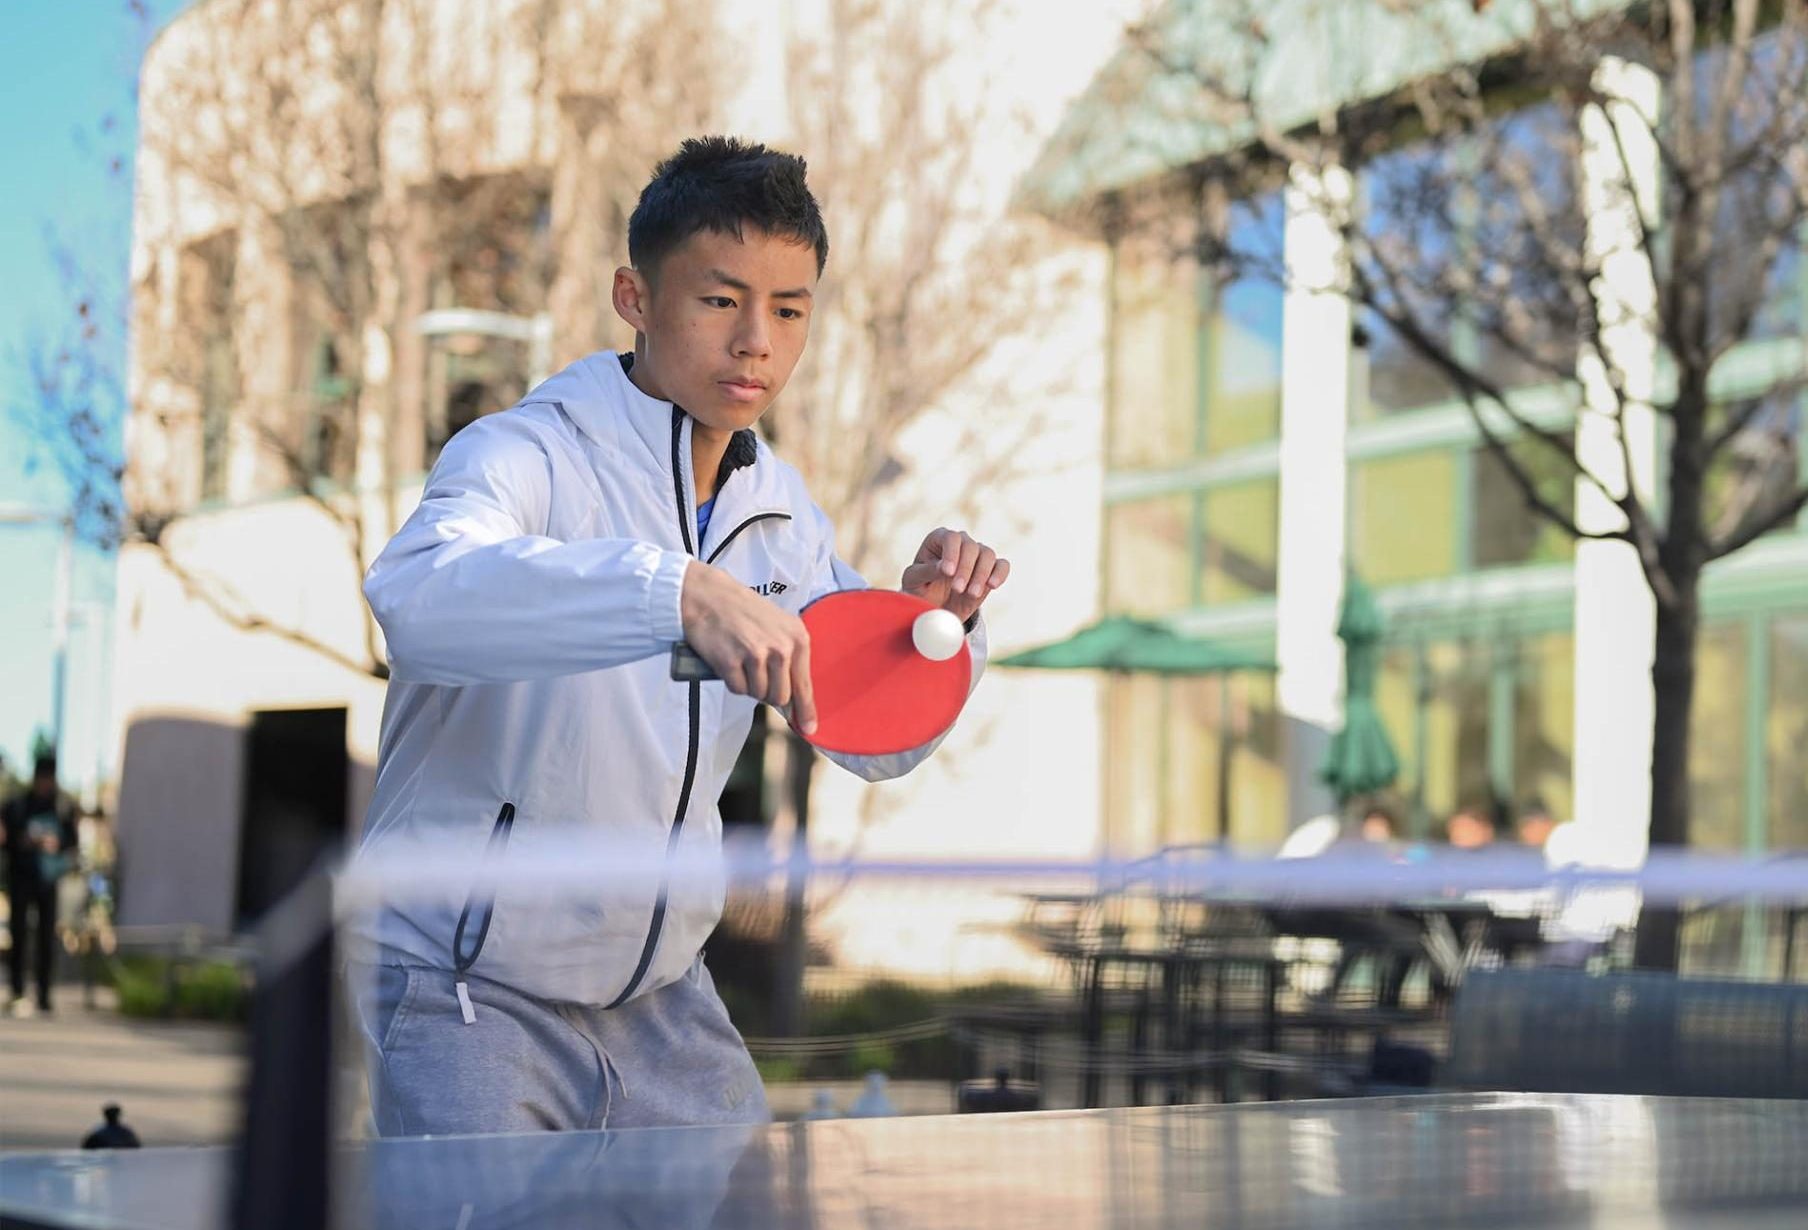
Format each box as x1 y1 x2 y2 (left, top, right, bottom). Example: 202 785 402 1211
628 136 829 280
33 754 56 781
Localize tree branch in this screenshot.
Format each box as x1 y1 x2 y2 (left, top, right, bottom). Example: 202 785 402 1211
1710 484 1808 561
146 536 387 679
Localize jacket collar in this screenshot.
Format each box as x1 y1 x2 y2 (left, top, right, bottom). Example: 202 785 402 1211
527 349 766 489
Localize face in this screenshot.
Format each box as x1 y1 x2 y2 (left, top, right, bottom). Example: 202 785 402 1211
1359 814 1393 842
1518 813 1554 847
612 226 817 434
1447 812 1494 849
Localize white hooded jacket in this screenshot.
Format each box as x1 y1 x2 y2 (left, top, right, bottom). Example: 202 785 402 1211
352 351 985 1009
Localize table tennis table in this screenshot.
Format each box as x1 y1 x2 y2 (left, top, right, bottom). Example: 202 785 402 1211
5 1093 1807 1229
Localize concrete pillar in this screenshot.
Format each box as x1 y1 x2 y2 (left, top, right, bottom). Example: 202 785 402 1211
1572 57 1662 867
1275 163 1355 830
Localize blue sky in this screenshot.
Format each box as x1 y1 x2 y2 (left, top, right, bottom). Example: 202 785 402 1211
0 2 191 788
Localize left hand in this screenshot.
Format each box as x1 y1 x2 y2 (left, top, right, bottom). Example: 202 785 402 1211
900 528 1010 625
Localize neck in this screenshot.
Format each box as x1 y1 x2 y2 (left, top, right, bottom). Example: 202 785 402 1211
690 424 734 505
626 341 732 505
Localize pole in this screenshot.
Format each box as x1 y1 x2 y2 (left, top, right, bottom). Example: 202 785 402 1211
50 516 73 773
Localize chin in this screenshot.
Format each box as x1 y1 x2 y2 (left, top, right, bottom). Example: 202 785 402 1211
693 397 770 433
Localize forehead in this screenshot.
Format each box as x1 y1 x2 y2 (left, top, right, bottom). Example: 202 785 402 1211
660 226 819 286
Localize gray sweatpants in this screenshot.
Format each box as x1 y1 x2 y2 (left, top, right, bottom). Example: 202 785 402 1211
346 959 770 1137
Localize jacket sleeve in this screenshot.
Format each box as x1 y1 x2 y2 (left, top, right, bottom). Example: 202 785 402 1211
363 415 692 685
799 503 988 784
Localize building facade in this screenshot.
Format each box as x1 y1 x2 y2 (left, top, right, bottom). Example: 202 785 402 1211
1025 0 1808 936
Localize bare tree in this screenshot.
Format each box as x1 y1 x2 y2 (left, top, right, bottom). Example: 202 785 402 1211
22 0 721 680
1096 0 1808 966
749 0 1085 1032
30 0 1070 1021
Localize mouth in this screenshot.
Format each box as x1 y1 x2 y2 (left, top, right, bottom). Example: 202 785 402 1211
717 378 768 404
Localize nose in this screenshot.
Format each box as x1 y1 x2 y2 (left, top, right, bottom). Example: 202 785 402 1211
732 306 772 360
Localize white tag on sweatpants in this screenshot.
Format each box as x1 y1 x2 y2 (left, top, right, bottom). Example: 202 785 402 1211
455 979 476 1025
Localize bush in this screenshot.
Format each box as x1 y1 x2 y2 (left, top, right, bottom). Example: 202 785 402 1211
754 1055 801 1084
848 1042 896 1077
109 955 249 1022
175 961 249 1020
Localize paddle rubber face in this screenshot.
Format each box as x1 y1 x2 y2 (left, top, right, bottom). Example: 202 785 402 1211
794 589 971 755
669 590 972 754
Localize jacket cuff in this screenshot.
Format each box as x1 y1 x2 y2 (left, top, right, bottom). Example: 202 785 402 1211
646 549 690 645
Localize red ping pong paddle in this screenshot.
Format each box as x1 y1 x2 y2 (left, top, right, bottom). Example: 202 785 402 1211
669 589 972 755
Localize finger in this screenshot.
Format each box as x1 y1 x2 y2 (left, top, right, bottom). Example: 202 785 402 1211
790 632 817 736
935 528 960 575
743 656 768 704
951 535 983 594
958 544 995 596
985 557 1011 591
768 647 792 711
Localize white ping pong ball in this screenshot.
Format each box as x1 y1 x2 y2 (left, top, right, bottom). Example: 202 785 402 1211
911 608 965 661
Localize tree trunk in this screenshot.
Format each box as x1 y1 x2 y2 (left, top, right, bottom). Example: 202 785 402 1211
1633 575 1701 970
773 731 817 1037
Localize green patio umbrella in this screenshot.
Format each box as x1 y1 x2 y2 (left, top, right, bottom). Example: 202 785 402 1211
1320 574 1401 805
995 614 1274 675
997 616 1276 843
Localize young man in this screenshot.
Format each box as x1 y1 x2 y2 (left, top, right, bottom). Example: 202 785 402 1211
2 755 77 1015
348 137 1007 1136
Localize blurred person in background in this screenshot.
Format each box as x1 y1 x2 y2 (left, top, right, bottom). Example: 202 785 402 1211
1358 801 1400 844
2 754 77 1015
1444 800 1499 850
1515 798 1557 850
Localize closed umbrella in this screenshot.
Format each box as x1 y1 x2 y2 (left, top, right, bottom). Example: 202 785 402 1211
1320 574 1401 805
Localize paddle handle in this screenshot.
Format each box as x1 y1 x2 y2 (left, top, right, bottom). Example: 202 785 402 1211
670 643 719 683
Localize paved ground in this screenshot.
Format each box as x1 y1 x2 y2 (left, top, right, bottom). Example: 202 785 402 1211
0 984 954 1152
0 987 246 1152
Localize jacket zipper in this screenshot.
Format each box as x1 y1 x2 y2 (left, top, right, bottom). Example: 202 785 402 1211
450 801 516 1023
607 409 703 1009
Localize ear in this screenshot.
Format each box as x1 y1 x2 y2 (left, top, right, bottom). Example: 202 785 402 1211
612 266 652 333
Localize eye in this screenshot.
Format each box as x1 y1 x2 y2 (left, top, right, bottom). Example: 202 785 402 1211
703 296 736 309
776 307 804 321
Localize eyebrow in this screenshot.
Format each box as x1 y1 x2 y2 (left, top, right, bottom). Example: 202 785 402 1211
706 268 814 300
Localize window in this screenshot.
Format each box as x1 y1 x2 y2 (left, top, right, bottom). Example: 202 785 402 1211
200 335 234 502
1512 632 1575 826
424 332 531 467
1470 436 1577 569
1106 674 1166 854
1375 645 1423 832
1417 639 1494 826
1106 482 1279 617
1689 622 1749 852
1107 672 1285 854
304 336 357 485
1108 191 1284 469
1355 104 1580 420
1201 192 1284 454
418 174 550 467
1767 616 1808 849
1705 391 1802 544
179 233 236 503
1105 496 1193 616
1348 451 1458 585
1690 31 1808 346
1198 479 1279 604
1109 223 1198 470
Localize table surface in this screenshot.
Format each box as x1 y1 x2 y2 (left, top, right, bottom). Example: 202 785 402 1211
4 1093 1807 1229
